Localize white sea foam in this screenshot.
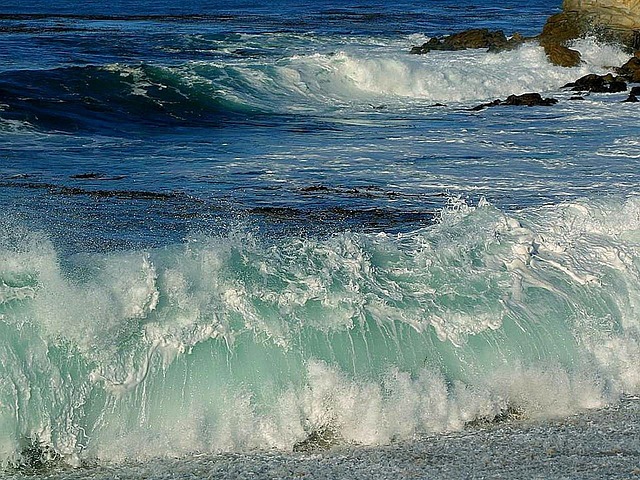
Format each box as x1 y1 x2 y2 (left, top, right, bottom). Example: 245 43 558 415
188 37 631 110
570 37 631 68
2 197 640 464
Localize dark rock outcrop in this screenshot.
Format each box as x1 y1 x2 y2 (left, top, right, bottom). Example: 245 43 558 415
488 33 528 53
616 56 640 81
411 29 511 54
624 85 640 101
503 93 559 106
471 93 558 110
563 73 628 92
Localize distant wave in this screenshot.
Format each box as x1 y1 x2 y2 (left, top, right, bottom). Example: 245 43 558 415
0 38 629 133
0 64 263 132
2 197 640 466
0 13 246 23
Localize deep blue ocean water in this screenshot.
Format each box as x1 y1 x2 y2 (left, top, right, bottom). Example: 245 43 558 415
0 0 566 251
2 0 640 473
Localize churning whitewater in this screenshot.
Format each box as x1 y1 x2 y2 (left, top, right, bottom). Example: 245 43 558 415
0 36 631 132
3 197 640 465
2 0 640 474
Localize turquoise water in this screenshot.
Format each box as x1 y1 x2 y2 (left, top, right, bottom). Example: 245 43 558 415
1 0 640 471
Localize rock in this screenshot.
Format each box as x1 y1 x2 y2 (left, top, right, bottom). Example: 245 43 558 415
543 43 582 67
471 99 502 111
293 428 340 453
488 33 528 53
624 85 640 101
411 29 509 54
539 0 640 61
410 37 442 54
503 93 559 106
471 93 558 110
537 11 585 67
616 56 640 81
539 11 586 45
570 95 586 100
564 73 628 92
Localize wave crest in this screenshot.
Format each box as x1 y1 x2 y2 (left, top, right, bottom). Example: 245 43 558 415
2 197 640 464
0 38 630 133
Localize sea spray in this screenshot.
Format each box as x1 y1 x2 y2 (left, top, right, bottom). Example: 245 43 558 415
2 197 640 464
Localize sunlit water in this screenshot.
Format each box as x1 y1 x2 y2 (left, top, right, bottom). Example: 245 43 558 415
1 0 640 475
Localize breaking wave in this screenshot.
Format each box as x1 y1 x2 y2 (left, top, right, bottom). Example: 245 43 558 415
0 38 629 132
2 196 640 466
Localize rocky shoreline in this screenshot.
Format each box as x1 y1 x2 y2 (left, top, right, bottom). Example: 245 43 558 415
412 0 640 66
410 1 640 109
469 63 640 110
411 38 640 110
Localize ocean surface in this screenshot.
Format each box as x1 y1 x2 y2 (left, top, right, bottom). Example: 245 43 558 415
1 0 640 476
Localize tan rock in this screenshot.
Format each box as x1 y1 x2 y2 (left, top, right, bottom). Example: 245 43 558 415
539 0 640 65
563 0 640 30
